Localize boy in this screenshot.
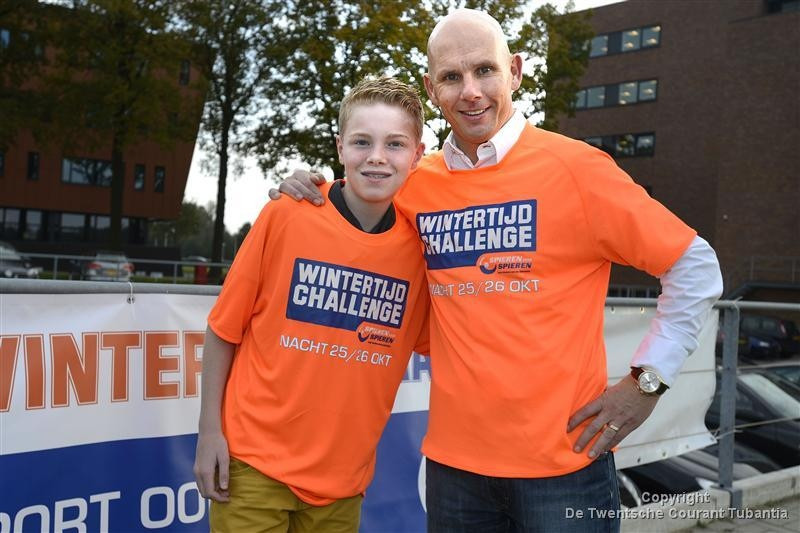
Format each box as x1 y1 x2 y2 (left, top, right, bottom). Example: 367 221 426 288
193 77 429 532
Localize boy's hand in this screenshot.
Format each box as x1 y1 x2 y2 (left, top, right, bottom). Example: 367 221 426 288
194 431 231 502
267 169 327 205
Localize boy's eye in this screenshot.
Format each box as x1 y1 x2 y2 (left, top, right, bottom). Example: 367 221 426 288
388 141 405 148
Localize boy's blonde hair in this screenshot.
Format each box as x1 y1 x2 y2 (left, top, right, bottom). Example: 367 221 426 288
338 76 424 142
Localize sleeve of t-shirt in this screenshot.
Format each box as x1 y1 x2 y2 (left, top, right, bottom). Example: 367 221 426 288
207 203 273 344
570 148 696 276
412 291 431 356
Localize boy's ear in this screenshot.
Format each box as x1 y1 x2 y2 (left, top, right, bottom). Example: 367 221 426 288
410 143 426 170
335 135 344 164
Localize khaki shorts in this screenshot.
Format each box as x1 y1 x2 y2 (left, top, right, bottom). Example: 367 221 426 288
209 457 362 533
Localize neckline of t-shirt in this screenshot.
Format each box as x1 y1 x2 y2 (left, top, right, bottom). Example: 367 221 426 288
320 180 406 245
429 122 537 178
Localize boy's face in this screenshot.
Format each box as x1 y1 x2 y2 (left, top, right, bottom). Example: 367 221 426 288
336 102 424 207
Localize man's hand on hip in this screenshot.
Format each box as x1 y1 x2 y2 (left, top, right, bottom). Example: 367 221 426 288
567 376 659 459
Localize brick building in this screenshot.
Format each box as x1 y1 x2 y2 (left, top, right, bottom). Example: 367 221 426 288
0 7 203 261
555 0 799 299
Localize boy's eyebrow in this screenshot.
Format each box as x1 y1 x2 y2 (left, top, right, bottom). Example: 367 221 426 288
346 131 411 139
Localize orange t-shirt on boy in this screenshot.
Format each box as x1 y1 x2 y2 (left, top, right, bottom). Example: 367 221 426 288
208 182 429 505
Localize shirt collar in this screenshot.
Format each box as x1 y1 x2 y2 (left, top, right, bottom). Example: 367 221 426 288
442 110 527 170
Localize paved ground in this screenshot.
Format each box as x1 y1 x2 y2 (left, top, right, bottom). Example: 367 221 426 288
680 495 799 533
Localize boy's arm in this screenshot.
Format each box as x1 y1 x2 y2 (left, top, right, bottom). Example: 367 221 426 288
193 326 236 502
267 169 327 205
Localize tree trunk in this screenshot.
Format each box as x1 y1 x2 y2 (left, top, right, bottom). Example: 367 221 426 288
109 131 125 251
209 129 229 284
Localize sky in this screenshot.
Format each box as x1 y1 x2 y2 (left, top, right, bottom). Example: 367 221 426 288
183 0 623 232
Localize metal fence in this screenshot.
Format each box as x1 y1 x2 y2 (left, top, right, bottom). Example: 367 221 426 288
17 251 231 283
2 278 799 508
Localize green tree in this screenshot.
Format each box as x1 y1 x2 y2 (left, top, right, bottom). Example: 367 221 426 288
43 0 199 249
251 0 435 179
251 1 591 177
0 1 49 150
177 0 275 280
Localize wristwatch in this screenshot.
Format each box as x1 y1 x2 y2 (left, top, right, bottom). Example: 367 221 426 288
630 367 669 396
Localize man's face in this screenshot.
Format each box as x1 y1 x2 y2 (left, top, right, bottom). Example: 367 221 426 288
336 102 424 208
424 22 522 162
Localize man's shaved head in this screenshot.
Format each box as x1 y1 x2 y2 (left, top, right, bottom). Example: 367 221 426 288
423 8 522 163
427 9 511 69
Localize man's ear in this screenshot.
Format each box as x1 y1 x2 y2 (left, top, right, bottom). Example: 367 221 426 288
335 135 344 164
510 53 523 91
423 73 439 107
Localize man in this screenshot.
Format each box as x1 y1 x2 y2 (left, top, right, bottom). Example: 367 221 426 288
273 9 722 532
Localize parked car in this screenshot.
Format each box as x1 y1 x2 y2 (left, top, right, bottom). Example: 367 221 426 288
740 314 800 358
0 241 41 278
82 252 134 281
761 362 800 388
705 370 800 468
621 448 762 497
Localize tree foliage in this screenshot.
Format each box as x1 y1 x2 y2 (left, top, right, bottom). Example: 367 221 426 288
251 0 435 179
177 0 275 276
251 0 592 179
0 1 49 150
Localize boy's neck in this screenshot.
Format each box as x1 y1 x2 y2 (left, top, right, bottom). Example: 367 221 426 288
339 181 393 233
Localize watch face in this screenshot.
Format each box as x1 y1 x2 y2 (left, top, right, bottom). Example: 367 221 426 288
638 371 661 394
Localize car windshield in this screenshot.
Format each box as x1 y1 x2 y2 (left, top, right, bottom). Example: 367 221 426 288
0 244 23 261
96 254 127 262
739 373 800 419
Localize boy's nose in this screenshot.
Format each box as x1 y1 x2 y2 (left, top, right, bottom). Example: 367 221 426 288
367 147 387 164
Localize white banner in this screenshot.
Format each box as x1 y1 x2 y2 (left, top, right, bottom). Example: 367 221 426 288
0 290 717 531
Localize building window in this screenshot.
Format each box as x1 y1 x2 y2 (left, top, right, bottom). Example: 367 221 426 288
0 208 20 239
58 213 86 242
621 29 641 52
0 29 9 49
574 79 658 110
586 86 605 108
641 25 661 48
88 214 110 242
62 157 113 186
22 210 42 240
575 90 587 109
27 152 40 180
589 35 608 57
618 82 638 105
582 132 656 158
179 60 190 85
588 24 661 58
154 166 165 192
635 133 655 156
134 164 145 190
638 80 658 101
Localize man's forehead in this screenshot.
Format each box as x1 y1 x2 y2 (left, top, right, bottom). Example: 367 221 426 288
427 11 510 70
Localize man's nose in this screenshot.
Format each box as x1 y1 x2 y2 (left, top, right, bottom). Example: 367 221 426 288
461 74 482 100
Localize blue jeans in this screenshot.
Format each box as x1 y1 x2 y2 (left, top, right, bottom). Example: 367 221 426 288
426 453 620 533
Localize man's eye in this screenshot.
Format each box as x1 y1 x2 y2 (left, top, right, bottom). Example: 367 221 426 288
478 66 493 75
353 139 369 146
444 73 459 81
